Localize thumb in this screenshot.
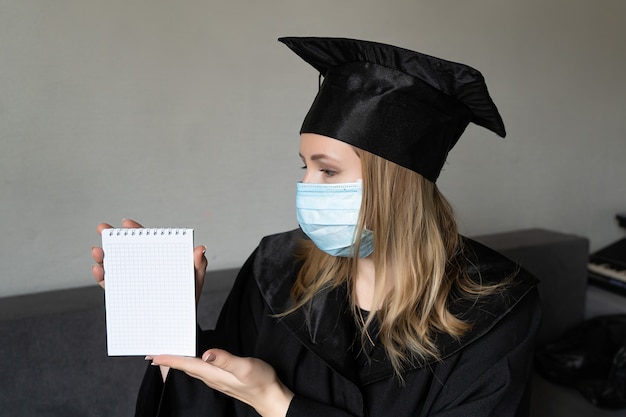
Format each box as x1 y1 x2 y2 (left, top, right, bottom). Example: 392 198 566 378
202 349 258 382
202 349 236 371
194 246 208 304
202 348 227 366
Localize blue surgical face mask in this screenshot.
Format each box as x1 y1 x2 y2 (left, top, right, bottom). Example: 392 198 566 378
296 180 374 258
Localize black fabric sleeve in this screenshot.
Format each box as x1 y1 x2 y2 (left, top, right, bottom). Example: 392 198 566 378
133 250 262 417
134 334 236 417
135 364 165 417
286 395 359 417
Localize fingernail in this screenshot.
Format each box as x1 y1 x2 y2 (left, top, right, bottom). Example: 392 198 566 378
203 353 216 362
144 356 153 361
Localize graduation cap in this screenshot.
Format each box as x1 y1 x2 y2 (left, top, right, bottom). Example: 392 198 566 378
279 37 506 182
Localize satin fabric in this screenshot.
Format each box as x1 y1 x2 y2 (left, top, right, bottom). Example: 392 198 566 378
279 37 506 182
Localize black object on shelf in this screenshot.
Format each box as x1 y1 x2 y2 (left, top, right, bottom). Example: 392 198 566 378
535 314 626 409
588 238 626 296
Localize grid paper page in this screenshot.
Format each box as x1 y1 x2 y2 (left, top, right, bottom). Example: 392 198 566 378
102 228 196 356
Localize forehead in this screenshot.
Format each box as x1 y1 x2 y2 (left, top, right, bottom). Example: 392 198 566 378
299 133 356 156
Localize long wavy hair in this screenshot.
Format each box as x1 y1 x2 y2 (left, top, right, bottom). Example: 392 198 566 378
289 148 502 377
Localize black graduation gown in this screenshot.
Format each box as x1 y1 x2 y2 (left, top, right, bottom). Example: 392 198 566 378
136 229 541 417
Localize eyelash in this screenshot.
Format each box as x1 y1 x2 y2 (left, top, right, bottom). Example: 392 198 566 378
300 165 337 177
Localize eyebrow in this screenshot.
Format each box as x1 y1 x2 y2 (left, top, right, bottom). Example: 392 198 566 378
298 153 338 162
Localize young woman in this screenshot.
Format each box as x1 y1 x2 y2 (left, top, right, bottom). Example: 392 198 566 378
92 37 540 417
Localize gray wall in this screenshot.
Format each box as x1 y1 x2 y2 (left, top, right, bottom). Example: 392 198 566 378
2 0 625 297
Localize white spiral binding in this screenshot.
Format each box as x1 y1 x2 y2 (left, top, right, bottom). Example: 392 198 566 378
106 228 188 237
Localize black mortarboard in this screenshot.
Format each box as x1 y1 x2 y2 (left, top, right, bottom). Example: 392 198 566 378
279 37 506 182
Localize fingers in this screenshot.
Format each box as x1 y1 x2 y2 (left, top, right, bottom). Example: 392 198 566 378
150 350 241 379
92 264 105 289
201 349 255 380
96 222 113 236
148 355 221 384
91 245 104 263
196 349 293 416
149 350 293 415
96 219 143 236
150 350 252 394
93 219 143 289
201 348 229 367
149 354 194 370
194 246 208 274
194 246 208 304
91 244 105 288
93 223 109 289
121 218 144 229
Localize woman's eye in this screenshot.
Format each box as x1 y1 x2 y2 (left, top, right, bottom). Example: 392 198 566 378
299 164 336 177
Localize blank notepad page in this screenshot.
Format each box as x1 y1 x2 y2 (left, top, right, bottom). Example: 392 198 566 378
102 228 196 356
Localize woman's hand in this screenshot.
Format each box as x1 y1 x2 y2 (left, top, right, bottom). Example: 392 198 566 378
91 218 143 289
148 349 294 417
92 218 209 381
91 218 208 305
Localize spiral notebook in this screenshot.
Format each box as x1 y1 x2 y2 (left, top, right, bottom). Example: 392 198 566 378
102 228 196 356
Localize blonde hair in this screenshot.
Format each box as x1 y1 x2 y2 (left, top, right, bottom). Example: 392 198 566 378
290 149 503 377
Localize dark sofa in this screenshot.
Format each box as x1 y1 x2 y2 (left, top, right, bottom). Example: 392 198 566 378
2 228 620 416
0 269 234 416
